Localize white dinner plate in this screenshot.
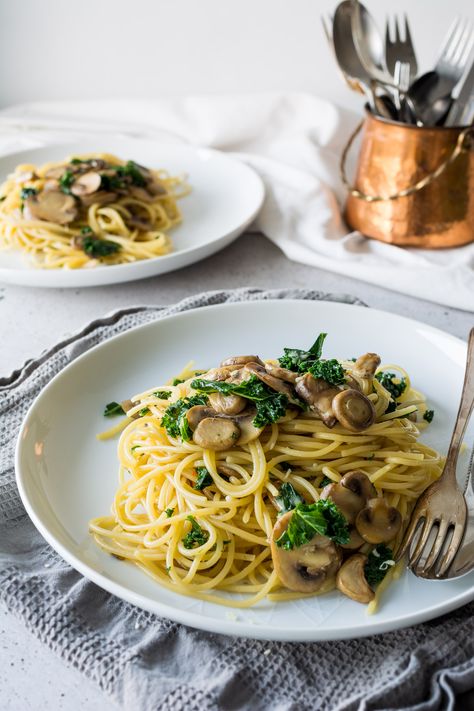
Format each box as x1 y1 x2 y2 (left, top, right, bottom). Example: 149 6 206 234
15 300 474 641
0 139 264 287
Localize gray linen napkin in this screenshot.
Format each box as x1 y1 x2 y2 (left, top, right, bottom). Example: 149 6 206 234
1 287 473 711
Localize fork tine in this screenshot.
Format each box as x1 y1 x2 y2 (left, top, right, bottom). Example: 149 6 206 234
385 18 391 48
408 518 434 567
395 16 402 44
396 511 424 560
404 14 413 49
451 19 471 64
438 17 461 61
458 32 474 69
436 522 465 577
421 520 449 572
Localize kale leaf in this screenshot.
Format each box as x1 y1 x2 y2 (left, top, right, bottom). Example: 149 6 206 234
154 390 172 400
20 187 37 200
81 236 121 258
308 359 346 386
59 170 75 194
165 507 174 517
194 466 213 490
253 393 289 427
364 544 395 587
319 475 332 488
172 378 184 386
375 372 407 399
190 375 290 428
276 499 349 549
275 482 304 514
161 394 208 441
182 516 209 549
278 333 327 372
103 401 125 417
423 409 434 423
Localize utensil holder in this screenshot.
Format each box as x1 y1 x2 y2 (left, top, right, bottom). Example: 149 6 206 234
343 111 474 248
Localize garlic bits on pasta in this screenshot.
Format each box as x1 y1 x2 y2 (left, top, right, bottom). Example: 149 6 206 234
90 333 442 611
0 153 190 268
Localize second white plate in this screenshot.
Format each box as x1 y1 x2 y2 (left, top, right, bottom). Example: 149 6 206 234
0 138 264 287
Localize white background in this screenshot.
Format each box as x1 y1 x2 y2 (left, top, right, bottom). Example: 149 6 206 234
0 0 471 113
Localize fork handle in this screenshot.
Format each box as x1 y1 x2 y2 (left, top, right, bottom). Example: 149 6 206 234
443 329 474 481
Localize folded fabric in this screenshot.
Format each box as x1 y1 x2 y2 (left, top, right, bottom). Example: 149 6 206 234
1 288 474 711
0 94 472 307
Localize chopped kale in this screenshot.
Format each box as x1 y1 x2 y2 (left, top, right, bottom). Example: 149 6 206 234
103 401 125 417
110 160 147 187
278 333 327 373
423 409 434 423
319 475 332 488
253 392 289 427
165 507 174 518
308 359 346 386
385 400 397 414
59 170 75 194
375 372 407 400
194 466 213 490
182 516 209 549
161 394 209 441
172 378 184 386
20 187 37 200
276 499 349 549
154 390 172 400
364 544 395 587
81 236 121 258
275 482 304 514
191 375 292 428
138 407 150 417
80 225 93 235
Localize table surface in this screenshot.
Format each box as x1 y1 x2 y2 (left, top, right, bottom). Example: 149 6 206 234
1 233 473 710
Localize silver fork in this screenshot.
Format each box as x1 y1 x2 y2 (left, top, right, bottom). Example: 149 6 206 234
435 17 474 91
385 14 418 79
397 328 474 579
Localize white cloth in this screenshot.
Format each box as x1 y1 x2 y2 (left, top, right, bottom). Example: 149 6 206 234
0 94 472 311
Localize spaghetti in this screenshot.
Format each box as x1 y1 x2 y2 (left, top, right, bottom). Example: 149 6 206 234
90 340 443 610
0 153 190 268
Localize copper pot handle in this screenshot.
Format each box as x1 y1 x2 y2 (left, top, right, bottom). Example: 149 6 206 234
340 120 474 203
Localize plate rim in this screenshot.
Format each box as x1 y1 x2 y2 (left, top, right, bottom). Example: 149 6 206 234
14 299 474 641
0 140 265 287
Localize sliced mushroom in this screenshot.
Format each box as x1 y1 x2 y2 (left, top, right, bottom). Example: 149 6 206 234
185 405 217 431
45 165 75 180
340 470 377 501
24 191 77 224
264 362 298 383
356 498 402 544
204 365 245 382
332 389 376 432
221 355 264 367
353 353 381 379
245 362 300 405
79 190 118 207
295 374 340 427
336 554 374 603
208 392 246 416
147 180 167 196
71 171 102 197
234 410 264 444
320 482 365 524
192 417 240 451
340 527 365 550
271 511 342 593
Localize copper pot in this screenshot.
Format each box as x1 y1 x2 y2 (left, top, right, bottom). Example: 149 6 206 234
344 111 474 248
